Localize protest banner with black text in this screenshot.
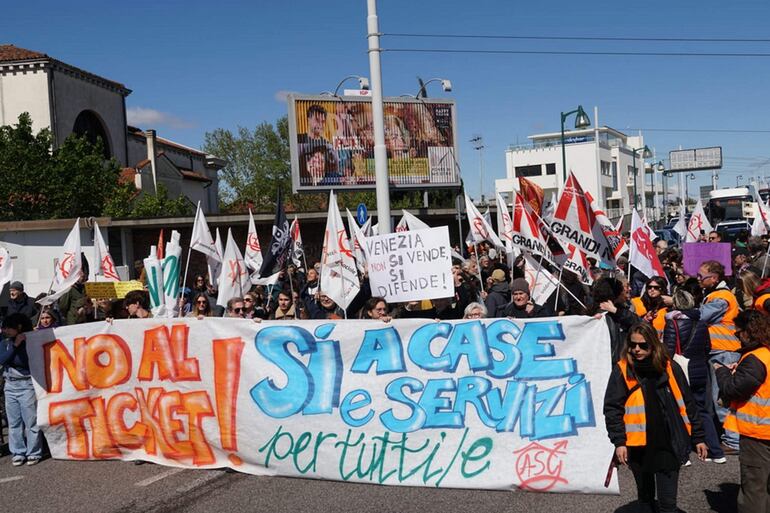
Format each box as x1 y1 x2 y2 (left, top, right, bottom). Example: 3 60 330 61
363 226 454 303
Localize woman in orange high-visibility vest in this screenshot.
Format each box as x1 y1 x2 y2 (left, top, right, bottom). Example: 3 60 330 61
715 310 770 513
630 276 670 339
605 323 707 513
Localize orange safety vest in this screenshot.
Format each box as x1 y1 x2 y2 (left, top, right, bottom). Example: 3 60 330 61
724 347 770 440
630 297 667 337
618 359 692 446
754 293 770 315
704 289 741 351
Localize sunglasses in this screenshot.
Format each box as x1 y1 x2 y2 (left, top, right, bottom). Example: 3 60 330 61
697 273 716 281
244 298 254 302
196 300 208 305
628 342 650 350
232 308 244 314
646 285 662 290
708 236 719 241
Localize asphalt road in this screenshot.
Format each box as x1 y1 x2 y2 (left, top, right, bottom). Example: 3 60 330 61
0 451 740 513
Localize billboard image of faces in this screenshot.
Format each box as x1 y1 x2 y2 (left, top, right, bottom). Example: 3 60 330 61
290 96 460 192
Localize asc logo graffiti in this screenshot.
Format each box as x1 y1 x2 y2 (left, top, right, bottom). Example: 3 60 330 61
513 440 568 491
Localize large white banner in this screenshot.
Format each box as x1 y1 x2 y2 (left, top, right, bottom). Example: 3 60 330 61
363 226 454 303
26 316 617 494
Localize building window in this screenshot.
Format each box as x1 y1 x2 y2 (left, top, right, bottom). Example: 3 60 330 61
601 160 611 176
611 161 618 190
515 164 542 177
545 163 556 175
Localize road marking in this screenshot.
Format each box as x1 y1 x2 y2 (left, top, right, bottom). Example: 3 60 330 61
175 471 225 493
0 476 25 484
135 468 186 487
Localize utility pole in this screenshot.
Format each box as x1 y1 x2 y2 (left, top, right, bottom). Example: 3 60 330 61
470 135 485 204
366 0 391 233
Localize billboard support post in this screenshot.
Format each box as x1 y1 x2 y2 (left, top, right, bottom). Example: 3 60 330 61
367 0 391 233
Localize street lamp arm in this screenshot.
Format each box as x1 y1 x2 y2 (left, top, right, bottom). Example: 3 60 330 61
415 77 452 98
561 108 580 122
332 75 370 97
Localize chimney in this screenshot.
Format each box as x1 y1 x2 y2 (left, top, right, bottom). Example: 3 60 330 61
145 129 158 193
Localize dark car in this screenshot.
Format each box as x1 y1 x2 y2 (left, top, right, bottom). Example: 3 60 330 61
653 229 681 248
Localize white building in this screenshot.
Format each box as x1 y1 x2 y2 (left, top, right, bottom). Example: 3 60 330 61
496 118 661 220
0 44 223 213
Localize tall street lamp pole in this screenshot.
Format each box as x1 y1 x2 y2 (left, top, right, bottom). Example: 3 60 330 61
560 105 591 186
632 145 652 212
470 135 484 203
366 0 391 233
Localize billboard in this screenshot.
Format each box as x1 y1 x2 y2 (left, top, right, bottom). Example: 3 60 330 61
288 95 461 192
669 146 722 172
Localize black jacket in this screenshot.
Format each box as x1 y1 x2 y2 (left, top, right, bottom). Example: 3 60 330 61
5 293 38 323
662 309 711 389
604 359 705 449
715 352 768 405
484 282 510 318
497 301 554 319
604 306 640 364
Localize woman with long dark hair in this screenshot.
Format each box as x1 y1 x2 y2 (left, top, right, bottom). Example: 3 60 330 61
631 276 670 337
589 277 640 363
186 293 212 319
605 323 707 513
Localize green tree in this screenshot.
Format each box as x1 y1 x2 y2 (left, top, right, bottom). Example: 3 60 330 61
0 113 121 221
103 183 193 218
203 116 311 211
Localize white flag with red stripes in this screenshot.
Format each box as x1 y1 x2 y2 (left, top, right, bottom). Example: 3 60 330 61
630 210 667 282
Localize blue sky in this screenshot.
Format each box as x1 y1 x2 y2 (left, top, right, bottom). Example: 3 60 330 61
5 0 770 199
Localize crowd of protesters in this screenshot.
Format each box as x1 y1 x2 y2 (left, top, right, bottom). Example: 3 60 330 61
3 227 770 512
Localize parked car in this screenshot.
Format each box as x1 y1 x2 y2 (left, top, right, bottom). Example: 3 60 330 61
653 229 681 247
664 214 691 230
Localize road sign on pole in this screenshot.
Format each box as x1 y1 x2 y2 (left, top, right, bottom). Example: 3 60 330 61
356 203 368 226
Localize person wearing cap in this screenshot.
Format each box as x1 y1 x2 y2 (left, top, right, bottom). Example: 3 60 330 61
497 278 554 319
4 281 38 324
484 269 510 318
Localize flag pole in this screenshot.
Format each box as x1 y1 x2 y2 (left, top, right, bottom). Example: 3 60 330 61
340 260 348 319
288 266 295 300
474 243 485 295
558 278 588 311
178 202 200 318
553 267 564 312
531 249 547 293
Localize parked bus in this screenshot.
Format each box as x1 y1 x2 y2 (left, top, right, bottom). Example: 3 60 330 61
708 186 754 240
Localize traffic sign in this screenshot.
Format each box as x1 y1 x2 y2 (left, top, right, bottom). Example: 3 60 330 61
356 203 368 225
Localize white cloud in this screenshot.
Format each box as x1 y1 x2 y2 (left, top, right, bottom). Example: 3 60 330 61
274 90 300 103
126 107 195 129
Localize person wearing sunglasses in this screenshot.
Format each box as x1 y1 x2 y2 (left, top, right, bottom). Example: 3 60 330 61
708 231 722 243
715 310 770 512
631 276 670 339
186 293 212 319
225 297 246 318
605 322 708 513
699 260 742 455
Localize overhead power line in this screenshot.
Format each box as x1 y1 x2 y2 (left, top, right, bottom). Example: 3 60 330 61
383 48 770 58
383 32 770 43
628 128 770 133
